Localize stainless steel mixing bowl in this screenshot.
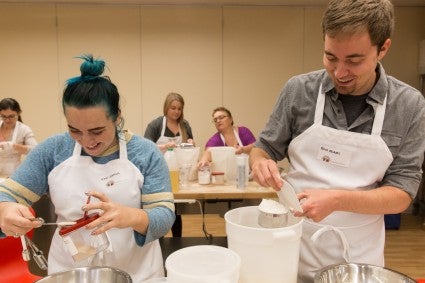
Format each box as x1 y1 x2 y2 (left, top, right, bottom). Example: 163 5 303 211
35 266 132 283
314 263 416 283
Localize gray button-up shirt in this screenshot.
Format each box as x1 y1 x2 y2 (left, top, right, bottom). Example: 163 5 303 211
256 63 425 198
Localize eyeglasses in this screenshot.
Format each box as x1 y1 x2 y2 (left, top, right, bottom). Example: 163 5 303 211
0 114 18 120
212 115 228 123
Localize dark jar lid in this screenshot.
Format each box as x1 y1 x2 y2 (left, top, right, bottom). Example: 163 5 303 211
211 171 225 176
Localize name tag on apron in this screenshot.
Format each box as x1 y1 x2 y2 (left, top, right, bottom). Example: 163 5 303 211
316 144 352 167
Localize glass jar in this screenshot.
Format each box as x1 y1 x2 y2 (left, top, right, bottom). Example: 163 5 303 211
198 166 211 185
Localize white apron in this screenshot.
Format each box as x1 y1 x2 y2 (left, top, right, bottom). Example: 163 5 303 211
285 85 393 283
47 134 164 282
156 116 182 146
0 121 21 176
219 127 243 146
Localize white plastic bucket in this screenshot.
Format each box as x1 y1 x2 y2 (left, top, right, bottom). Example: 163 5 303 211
225 206 303 283
165 245 241 283
209 146 236 184
174 147 200 181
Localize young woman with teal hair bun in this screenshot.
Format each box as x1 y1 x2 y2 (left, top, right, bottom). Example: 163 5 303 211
0 54 175 282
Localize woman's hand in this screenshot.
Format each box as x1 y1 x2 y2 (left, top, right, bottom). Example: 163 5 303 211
159 142 177 152
13 143 29 154
197 159 210 169
197 149 211 169
251 157 282 190
234 145 244 155
0 202 42 237
82 191 149 235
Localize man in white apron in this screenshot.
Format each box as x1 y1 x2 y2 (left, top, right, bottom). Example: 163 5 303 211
250 1 425 282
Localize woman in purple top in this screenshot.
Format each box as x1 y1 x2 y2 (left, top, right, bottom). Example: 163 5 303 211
199 106 256 167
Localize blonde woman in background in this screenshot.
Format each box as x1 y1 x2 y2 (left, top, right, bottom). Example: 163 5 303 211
144 92 195 152
0 98 37 176
144 92 195 237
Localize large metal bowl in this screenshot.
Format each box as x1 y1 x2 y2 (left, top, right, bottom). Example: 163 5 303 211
35 266 132 283
314 263 416 283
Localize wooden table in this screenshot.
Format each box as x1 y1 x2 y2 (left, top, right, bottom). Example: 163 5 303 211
173 181 277 238
173 181 277 200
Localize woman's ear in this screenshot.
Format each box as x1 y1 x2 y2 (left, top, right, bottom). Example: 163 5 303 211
115 111 124 129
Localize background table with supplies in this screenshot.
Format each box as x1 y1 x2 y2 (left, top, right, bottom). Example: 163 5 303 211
172 181 277 239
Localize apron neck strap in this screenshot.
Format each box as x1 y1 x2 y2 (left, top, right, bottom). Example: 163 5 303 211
219 127 243 146
117 131 127 159
0 121 19 143
314 84 326 125
315 84 387 136
370 94 387 136
11 122 19 142
160 116 167 137
161 116 182 142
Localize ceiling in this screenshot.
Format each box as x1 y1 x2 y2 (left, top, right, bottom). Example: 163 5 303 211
0 0 424 6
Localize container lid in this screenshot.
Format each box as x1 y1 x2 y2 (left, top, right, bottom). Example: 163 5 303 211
165 245 240 280
59 213 100 236
211 171 224 175
277 180 303 214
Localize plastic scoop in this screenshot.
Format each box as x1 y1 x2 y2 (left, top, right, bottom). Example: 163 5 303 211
276 178 303 215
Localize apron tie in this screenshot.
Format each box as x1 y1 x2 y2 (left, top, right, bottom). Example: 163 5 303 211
311 225 351 263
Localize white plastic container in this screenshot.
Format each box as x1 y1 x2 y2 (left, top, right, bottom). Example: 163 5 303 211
236 154 248 189
225 206 303 283
165 245 241 283
197 166 211 185
209 146 236 184
174 147 200 181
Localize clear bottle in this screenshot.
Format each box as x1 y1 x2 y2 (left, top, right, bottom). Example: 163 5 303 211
164 148 179 193
236 155 247 189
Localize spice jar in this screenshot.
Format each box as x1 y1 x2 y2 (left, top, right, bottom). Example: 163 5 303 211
198 166 211 185
59 213 110 262
211 171 225 185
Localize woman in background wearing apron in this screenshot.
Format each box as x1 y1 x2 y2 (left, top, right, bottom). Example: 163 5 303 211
0 55 175 282
250 1 425 282
0 98 37 177
198 106 256 168
144 92 195 152
144 92 195 237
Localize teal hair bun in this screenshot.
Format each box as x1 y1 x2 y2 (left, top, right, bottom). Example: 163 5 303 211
78 54 105 77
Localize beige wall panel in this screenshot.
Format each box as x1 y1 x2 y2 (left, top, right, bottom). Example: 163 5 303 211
0 3 424 147
303 7 325 73
56 5 142 134
140 6 222 146
223 6 304 138
0 4 58 142
382 7 425 90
